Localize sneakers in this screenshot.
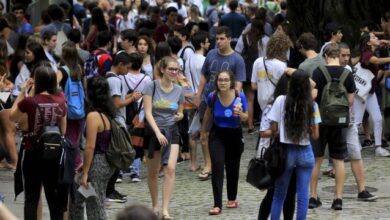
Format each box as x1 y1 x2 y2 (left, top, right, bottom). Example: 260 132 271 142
358 190 378 201
375 147 390 157
308 197 322 209
130 175 141 183
331 198 342 210
116 177 123 183
107 190 127 203
361 139 373 148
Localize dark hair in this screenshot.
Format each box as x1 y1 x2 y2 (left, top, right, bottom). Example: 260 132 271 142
97 30 112 47
140 0 149 12
68 29 82 44
209 0 218 6
12 3 25 13
86 76 116 119
0 38 7 76
121 29 138 45
382 10 390 22
359 31 372 53
113 52 131 66
228 0 239 11
165 7 178 16
216 26 232 38
174 26 190 41
120 6 129 15
129 52 143 70
91 7 109 31
33 63 58 95
272 74 290 101
155 42 172 63
47 4 64 21
116 204 158 220
323 42 340 59
167 36 182 54
266 32 290 60
25 42 49 72
246 19 266 52
280 1 287 10
215 70 235 91
136 35 154 56
284 69 312 144
296 32 318 51
40 9 51 25
61 41 83 81
339 42 350 50
186 22 199 35
191 31 208 50
42 30 57 42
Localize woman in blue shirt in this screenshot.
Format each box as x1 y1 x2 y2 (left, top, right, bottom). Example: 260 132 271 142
201 70 248 215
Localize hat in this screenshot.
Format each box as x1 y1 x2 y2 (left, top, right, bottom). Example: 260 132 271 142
0 18 10 31
325 22 343 35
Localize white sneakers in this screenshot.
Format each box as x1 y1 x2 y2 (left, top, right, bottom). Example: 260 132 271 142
375 147 390 157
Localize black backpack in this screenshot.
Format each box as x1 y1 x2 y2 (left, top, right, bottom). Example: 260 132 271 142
241 34 259 82
122 74 147 125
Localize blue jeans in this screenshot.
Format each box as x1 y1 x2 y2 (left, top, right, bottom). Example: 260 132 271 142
271 144 314 220
130 158 141 177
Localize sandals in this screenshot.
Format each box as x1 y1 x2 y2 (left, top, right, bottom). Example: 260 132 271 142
208 207 222 215
226 201 239 208
198 171 211 181
161 214 173 220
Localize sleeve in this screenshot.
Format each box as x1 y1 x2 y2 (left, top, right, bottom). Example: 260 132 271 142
18 97 32 113
251 59 259 83
267 96 283 123
311 67 321 89
107 77 122 97
201 54 210 77
184 48 194 62
234 35 244 54
206 92 213 108
240 92 248 112
360 51 373 65
234 55 246 82
143 80 154 96
345 71 357 93
311 102 321 125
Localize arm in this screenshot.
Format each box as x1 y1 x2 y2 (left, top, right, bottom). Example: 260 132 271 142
270 121 278 137
174 103 184 122
56 69 63 85
235 81 243 92
368 55 390 65
10 79 33 121
201 107 212 133
112 92 142 109
59 113 67 136
194 74 207 107
311 124 319 140
347 93 354 107
80 112 99 188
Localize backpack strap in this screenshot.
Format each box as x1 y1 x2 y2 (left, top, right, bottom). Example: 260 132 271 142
339 69 350 85
188 57 196 92
318 65 332 83
180 45 194 60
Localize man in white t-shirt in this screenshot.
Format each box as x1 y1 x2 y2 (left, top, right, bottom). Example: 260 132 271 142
174 26 195 70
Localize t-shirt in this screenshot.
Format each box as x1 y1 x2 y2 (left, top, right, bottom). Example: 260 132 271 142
268 95 321 145
144 80 185 127
360 50 379 93
312 65 356 105
201 49 246 101
251 57 287 110
298 54 326 77
141 63 153 79
77 48 90 62
184 54 205 94
258 104 272 149
219 12 247 40
18 93 67 150
207 91 248 128
106 72 126 126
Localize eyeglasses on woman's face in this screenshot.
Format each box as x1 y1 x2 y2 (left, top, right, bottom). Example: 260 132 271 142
167 67 179 73
217 78 230 83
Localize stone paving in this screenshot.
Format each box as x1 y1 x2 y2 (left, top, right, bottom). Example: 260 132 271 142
1 131 390 220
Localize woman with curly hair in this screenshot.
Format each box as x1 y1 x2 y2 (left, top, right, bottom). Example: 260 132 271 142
268 70 320 220
136 35 155 78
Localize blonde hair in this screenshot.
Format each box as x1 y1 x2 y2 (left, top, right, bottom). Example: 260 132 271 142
154 56 178 79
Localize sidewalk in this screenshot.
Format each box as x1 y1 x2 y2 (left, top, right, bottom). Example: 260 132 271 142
1 133 389 219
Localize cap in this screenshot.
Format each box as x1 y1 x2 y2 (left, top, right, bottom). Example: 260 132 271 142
325 22 343 35
0 18 10 31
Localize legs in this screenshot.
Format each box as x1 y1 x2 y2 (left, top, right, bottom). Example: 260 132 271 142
162 144 179 217
332 158 345 199
209 135 225 209
146 150 161 211
41 160 64 220
351 160 365 192
310 157 323 199
200 132 211 175
365 93 383 146
23 152 41 220
244 84 254 130
0 109 17 168
225 137 243 202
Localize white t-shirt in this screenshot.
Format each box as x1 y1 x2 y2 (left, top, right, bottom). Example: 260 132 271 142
184 53 205 94
167 2 187 18
251 57 287 110
177 44 195 63
258 104 272 150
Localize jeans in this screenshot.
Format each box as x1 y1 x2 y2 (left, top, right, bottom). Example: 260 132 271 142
271 144 314 220
130 158 141 177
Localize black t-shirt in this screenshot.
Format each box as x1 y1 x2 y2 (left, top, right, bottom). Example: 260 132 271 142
312 65 356 105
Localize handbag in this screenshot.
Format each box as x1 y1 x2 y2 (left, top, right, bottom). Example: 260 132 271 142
264 137 286 180
246 136 273 190
129 99 145 148
353 62 374 101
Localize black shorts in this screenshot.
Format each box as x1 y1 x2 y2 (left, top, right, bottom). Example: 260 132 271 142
312 126 347 160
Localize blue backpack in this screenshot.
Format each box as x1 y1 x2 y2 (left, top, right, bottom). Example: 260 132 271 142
62 66 85 119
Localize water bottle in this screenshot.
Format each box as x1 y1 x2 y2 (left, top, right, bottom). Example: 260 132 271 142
233 97 242 116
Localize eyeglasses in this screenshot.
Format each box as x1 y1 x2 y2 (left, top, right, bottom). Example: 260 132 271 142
167 67 179 72
217 78 230 83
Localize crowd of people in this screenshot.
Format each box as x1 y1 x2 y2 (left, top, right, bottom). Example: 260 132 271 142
0 0 389 219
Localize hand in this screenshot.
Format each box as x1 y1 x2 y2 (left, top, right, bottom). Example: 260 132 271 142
193 96 201 107
132 91 143 102
174 112 184 121
156 132 168 147
20 79 33 93
233 105 242 116
80 173 88 189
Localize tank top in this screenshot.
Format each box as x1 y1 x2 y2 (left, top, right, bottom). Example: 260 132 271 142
94 113 111 154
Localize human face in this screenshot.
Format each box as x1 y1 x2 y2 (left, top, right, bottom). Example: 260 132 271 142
217 72 231 91
333 30 343 43
216 34 231 51
339 48 350 67
137 39 149 54
46 35 57 51
368 32 380 47
119 63 131 75
173 31 185 42
14 9 24 21
25 49 35 63
202 38 211 51
167 12 178 25
162 61 179 80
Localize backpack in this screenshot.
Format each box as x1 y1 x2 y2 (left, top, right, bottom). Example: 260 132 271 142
105 114 136 170
54 25 69 57
242 34 259 82
32 98 63 160
61 66 85 120
123 74 147 125
318 65 350 127
84 49 106 79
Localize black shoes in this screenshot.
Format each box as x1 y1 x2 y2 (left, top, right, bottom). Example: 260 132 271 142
358 190 378 201
308 197 322 209
331 198 342 210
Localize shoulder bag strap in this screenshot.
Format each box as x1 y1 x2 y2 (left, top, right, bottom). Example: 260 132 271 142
263 57 276 87
133 75 147 91
98 112 107 130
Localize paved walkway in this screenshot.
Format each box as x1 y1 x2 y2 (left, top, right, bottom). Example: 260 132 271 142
1 132 390 219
